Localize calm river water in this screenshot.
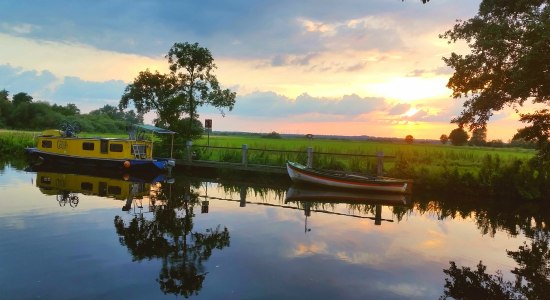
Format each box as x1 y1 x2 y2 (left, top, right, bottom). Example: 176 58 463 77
0 160 547 299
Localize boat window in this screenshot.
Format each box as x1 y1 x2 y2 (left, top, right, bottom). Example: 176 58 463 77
109 143 123 152
82 142 95 151
81 182 93 191
107 186 122 195
41 140 52 148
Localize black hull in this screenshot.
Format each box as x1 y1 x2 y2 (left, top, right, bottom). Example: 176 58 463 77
26 148 171 172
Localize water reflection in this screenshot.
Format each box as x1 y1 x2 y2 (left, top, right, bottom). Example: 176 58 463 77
33 166 165 210
441 229 550 299
11 164 550 299
114 176 230 298
31 166 232 298
285 184 411 228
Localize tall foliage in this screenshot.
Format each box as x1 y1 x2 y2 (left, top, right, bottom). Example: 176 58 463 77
442 1 550 157
0 89 140 133
120 42 236 140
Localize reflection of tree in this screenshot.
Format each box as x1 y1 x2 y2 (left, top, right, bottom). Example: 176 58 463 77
114 180 230 298
414 195 550 238
441 230 550 300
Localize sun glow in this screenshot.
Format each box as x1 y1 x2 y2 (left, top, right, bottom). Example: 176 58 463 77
402 108 419 117
366 77 449 103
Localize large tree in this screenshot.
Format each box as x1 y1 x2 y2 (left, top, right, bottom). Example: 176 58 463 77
120 42 236 139
441 1 550 154
12 92 33 106
449 127 469 146
470 127 487 146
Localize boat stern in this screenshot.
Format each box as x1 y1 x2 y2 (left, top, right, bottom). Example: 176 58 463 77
153 158 176 171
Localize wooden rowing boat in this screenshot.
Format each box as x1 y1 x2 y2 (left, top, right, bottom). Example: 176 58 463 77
286 161 410 194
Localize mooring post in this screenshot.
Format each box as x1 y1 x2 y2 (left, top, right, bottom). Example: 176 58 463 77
186 140 193 162
242 144 248 167
376 151 384 176
240 186 247 207
374 204 382 226
307 147 313 168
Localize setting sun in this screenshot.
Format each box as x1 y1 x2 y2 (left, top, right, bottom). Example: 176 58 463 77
366 77 450 103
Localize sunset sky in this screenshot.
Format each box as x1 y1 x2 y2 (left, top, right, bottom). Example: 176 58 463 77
0 0 526 140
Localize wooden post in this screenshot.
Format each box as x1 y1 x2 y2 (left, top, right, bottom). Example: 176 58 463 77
374 204 382 226
307 147 313 168
377 151 384 176
242 144 248 167
186 140 193 162
240 186 247 207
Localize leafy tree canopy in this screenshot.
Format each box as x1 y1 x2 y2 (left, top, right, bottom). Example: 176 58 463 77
441 1 550 153
470 127 487 146
449 127 469 146
120 42 236 140
52 103 80 116
0 89 138 133
12 92 33 106
440 134 449 144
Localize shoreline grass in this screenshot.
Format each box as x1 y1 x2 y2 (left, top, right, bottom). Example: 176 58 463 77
0 130 36 157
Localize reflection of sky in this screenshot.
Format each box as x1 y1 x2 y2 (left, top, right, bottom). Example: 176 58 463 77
0 166 529 299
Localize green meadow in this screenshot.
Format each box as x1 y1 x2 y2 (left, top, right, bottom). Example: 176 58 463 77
190 134 534 173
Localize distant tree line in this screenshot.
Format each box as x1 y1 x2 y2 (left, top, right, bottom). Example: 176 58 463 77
434 127 535 149
0 89 143 133
403 128 534 149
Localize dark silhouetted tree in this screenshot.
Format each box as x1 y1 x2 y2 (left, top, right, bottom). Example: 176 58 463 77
441 1 550 157
440 134 449 144
120 42 236 140
470 128 487 146
449 127 469 146
405 135 414 144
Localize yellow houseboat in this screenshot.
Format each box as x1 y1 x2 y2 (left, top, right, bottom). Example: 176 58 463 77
26 124 176 172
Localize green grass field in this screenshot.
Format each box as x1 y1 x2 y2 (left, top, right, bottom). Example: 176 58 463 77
187 134 535 176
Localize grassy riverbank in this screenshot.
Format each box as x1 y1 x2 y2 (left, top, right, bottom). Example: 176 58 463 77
3 130 545 199
0 130 36 157
189 135 544 199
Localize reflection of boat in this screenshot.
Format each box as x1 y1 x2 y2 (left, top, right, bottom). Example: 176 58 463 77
26 124 176 172
285 185 410 227
284 185 409 206
286 161 410 193
32 164 173 210
36 170 156 201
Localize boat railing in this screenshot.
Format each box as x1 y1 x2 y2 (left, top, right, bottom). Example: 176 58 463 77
131 143 148 159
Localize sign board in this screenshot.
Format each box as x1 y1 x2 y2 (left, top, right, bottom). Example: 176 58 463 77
205 119 212 129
